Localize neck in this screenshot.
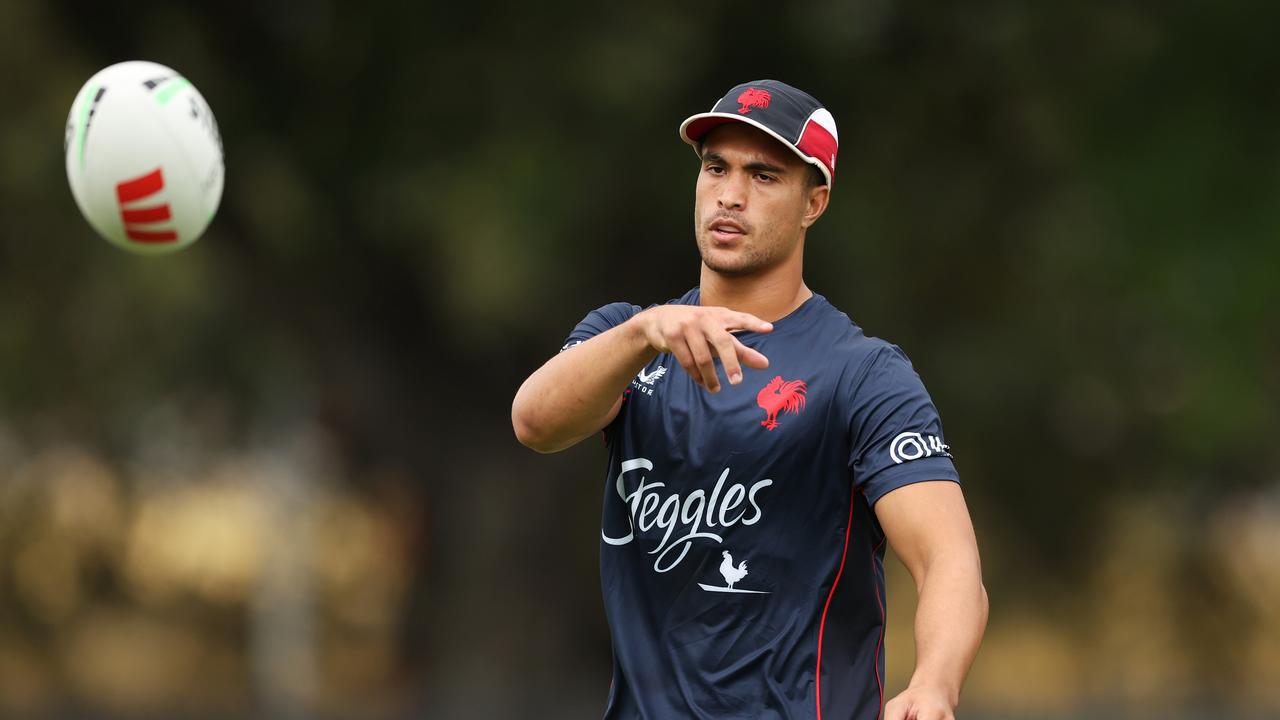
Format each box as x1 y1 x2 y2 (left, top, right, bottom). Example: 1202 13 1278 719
698 248 812 322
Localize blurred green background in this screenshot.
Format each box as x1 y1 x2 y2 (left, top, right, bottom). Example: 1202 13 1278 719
1 0 1278 718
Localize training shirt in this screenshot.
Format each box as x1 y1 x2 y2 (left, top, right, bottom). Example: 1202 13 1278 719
563 288 960 720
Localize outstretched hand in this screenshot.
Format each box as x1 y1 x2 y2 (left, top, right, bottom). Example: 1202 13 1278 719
635 305 772 392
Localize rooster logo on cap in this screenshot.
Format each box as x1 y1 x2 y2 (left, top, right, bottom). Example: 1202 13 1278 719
736 88 771 114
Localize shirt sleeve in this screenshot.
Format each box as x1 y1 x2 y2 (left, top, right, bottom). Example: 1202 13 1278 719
561 302 643 352
847 344 960 506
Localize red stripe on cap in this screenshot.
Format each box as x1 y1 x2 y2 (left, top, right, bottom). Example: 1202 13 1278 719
116 168 165 204
124 227 178 243
121 205 172 224
797 119 838 181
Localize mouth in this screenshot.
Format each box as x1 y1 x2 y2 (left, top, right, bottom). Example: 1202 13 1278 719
707 218 746 243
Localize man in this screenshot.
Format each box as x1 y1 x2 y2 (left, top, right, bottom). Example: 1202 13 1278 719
512 80 987 720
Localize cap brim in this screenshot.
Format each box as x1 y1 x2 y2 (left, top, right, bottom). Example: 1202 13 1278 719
678 112 833 187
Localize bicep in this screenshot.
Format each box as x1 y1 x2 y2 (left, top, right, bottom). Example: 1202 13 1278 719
874 480 979 584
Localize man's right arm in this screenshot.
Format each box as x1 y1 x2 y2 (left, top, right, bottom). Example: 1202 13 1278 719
511 305 773 453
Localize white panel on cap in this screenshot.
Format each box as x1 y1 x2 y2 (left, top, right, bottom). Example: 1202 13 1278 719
807 108 839 143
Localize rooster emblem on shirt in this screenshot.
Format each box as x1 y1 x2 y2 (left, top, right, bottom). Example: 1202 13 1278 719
697 549 769 595
719 551 748 589
756 376 807 430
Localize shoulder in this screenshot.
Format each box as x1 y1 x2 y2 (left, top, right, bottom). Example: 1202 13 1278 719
563 301 643 349
565 287 698 346
809 297 922 394
587 301 643 326
807 296 891 367
664 287 701 307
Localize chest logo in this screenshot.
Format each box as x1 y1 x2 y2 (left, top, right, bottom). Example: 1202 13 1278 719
637 366 666 385
602 459 773 573
698 549 769 595
756 376 808 430
629 365 667 397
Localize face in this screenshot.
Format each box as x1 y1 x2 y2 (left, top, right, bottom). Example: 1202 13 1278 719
693 123 827 277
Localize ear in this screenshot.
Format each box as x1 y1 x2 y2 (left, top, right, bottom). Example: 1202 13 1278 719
799 184 830 229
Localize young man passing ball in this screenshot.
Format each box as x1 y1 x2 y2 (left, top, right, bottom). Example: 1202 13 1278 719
513 79 988 720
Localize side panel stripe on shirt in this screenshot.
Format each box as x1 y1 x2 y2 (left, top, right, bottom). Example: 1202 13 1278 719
815 488 857 720
871 533 887 720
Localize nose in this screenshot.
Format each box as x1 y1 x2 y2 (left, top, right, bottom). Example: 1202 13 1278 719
717 171 747 211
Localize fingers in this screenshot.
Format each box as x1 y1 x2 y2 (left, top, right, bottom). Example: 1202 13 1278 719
642 309 703 387
883 697 909 720
720 311 770 380
667 335 704 388
732 307 768 333
686 326 720 392
884 691 953 720
705 310 770 389
714 333 772 384
695 315 770 392
710 332 744 386
733 336 770 370
642 305 773 393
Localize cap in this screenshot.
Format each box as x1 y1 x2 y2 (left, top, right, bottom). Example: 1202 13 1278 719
679 79 839 187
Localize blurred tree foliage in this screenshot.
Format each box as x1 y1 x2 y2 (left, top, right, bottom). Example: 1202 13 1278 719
0 0 1277 717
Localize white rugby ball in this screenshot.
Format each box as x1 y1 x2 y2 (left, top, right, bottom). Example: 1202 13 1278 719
65 61 224 254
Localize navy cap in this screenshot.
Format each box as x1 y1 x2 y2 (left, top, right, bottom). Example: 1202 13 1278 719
679 79 839 186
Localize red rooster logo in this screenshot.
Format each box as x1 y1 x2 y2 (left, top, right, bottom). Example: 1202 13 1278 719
736 87 771 115
756 376 807 430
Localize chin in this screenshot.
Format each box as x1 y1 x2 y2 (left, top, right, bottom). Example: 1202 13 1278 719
701 253 765 277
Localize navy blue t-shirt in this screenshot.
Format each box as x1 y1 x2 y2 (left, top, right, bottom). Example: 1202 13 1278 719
563 288 959 720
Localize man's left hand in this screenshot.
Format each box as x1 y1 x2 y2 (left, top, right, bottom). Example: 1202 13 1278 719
884 685 957 720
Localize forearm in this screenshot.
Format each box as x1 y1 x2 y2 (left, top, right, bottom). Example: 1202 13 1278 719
512 317 655 453
513 303 773 453
907 549 988 706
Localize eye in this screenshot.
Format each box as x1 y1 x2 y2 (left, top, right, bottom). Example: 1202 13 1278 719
754 172 776 183
704 164 725 175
